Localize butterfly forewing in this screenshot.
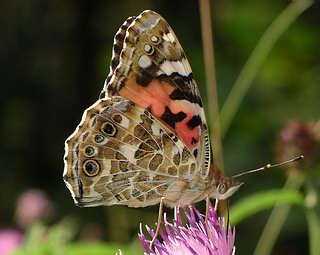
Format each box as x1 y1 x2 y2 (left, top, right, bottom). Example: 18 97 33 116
101 10 211 176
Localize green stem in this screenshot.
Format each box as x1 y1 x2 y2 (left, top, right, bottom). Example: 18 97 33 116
304 180 320 255
253 171 304 255
199 0 224 172
219 0 314 137
305 209 320 255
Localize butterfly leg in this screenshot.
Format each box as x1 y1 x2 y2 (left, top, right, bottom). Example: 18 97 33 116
226 198 230 238
205 195 214 239
214 198 219 211
149 197 164 249
205 194 210 225
205 197 219 223
174 206 180 222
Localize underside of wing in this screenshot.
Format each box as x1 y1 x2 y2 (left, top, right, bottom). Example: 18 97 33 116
100 10 211 177
102 15 136 93
63 97 198 207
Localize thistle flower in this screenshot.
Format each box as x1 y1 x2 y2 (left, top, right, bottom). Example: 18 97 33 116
139 204 235 255
276 121 320 169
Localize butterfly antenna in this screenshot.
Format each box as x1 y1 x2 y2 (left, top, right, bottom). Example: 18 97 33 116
232 155 304 179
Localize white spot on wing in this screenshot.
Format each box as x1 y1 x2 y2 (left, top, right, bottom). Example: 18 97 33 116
133 11 161 33
120 145 137 164
139 55 152 68
151 35 160 44
160 60 189 76
144 44 152 53
181 58 192 74
151 123 160 137
162 34 170 42
118 115 130 129
166 32 175 42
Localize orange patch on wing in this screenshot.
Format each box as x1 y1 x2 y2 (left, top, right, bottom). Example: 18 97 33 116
175 117 200 148
119 73 173 116
168 100 200 149
119 73 200 149
169 100 201 148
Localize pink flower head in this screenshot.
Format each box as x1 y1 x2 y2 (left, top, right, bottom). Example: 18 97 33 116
0 229 23 255
14 189 54 228
139 204 236 255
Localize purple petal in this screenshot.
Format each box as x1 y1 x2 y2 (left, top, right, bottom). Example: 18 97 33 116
139 203 236 255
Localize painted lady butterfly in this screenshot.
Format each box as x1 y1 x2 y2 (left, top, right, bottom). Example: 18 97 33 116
63 10 242 240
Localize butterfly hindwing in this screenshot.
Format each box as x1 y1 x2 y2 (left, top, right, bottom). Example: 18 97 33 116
101 10 210 176
63 98 202 207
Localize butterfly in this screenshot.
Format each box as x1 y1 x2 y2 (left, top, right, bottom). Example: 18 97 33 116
63 10 242 244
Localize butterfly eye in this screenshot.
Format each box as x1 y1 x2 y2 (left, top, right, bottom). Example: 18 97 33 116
84 146 95 157
218 182 228 194
150 35 160 44
143 43 154 55
83 160 100 176
101 122 117 136
94 134 105 143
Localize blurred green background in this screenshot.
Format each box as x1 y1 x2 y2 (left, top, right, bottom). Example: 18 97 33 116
1 0 319 254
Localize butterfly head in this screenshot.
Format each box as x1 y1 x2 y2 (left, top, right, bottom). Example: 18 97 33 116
211 176 243 200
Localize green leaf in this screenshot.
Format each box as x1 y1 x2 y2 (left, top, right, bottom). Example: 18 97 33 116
230 189 304 225
11 219 77 255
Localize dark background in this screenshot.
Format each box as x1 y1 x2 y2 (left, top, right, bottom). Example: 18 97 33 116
1 0 319 254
